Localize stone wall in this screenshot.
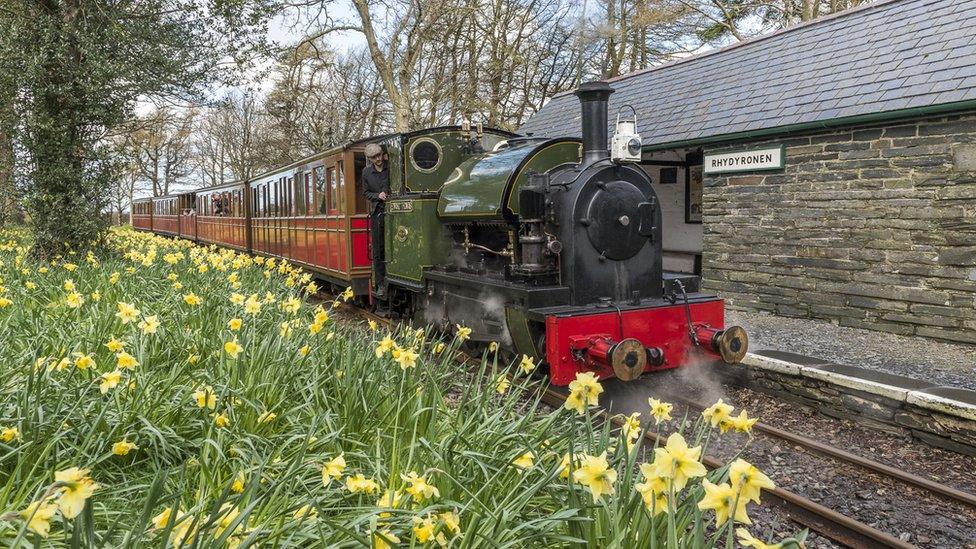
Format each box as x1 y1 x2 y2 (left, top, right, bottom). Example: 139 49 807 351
702 112 976 344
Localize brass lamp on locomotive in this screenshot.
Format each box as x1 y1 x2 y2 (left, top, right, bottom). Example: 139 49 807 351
380 81 748 385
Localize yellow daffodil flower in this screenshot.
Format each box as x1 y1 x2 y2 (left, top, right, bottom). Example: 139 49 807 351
564 372 603 415
402 471 439 503
100 370 122 393
340 287 354 301
697 479 751 527
230 293 245 305
115 302 140 324
224 339 243 359
192 385 216 409
72 353 95 370
231 471 245 493
322 453 346 486
54 467 99 518
373 529 400 549
112 439 138 456
513 451 535 469
345 473 380 494
1 426 22 443
730 410 758 433
650 432 707 491
18 499 58 538
228 318 243 331
396 348 419 369
65 292 84 308
648 397 673 424
116 352 139 370
488 341 498 352
702 398 734 428
104 338 124 353
214 413 231 428
519 354 536 374
729 458 775 504
572 452 617 502
496 375 510 394
455 324 471 341
736 528 784 549
292 504 318 521
635 464 670 515
258 411 276 424
182 293 201 306
376 489 403 518
138 315 160 335
434 342 446 354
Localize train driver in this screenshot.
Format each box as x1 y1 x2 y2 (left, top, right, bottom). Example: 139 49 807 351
362 143 390 297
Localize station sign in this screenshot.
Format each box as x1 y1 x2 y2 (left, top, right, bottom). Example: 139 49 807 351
703 145 785 174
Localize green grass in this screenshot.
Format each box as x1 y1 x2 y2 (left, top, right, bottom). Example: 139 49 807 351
0 227 804 548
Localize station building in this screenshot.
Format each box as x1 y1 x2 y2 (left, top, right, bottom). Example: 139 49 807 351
520 0 976 344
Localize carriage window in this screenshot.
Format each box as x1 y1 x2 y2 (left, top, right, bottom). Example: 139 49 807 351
337 161 346 213
294 173 306 216
327 166 339 214
315 166 326 214
304 173 312 215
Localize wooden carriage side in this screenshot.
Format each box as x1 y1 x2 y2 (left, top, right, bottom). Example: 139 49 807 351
132 199 153 231
196 183 247 250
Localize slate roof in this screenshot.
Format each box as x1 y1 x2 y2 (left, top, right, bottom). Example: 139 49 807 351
519 0 976 148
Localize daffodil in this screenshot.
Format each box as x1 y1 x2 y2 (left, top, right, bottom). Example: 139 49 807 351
1 426 22 443
697 479 751 527
620 412 642 449
373 529 400 549
396 348 419 369
412 515 445 545
736 528 784 549
213 503 241 538
340 287 354 301
635 464 670 515
455 324 471 341
224 339 243 359
572 452 616 502
434 342 446 354
292 504 318 521
649 397 673 424
376 489 403 518
402 471 439 502
345 473 380 494
214 413 231 428
100 370 122 393
138 315 160 334
650 432 707 491
729 458 775 504
496 375 510 394
564 371 603 415
368 319 377 331
112 439 138 456
322 453 346 486
182 292 201 306
231 471 245 493
519 354 536 374
104 337 124 353
230 293 245 305
244 296 261 315
282 296 301 314
116 302 140 323
375 334 395 358
730 410 758 433
702 398 734 428
54 467 99 518
17 499 58 538
228 318 243 331
488 341 498 352
192 385 216 409
116 352 139 370
513 451 535 469
72 353 95 370
258 411 276 424
65 292 84 308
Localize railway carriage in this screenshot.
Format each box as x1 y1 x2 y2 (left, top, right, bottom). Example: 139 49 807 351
132 81 748 385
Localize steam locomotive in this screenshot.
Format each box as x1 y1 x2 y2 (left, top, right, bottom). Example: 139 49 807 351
133 81 747 385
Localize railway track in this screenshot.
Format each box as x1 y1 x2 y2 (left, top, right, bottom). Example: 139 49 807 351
339 300 975 549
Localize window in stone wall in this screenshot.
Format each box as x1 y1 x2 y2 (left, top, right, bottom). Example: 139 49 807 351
685 164 703 224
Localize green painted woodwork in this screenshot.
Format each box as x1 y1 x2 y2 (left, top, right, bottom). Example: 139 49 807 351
438 138 580 221
505 140 581 215
385 198 450 282
381 128 513 194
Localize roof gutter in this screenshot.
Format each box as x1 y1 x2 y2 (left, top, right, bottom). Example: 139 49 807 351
641 99 976 152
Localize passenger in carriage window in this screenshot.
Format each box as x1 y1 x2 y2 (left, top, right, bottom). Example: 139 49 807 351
362 143 390 297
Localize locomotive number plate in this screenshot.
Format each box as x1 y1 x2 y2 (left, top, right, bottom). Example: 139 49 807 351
388 201 413 213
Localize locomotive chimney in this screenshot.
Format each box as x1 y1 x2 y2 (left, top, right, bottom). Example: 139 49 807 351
575 81 614 165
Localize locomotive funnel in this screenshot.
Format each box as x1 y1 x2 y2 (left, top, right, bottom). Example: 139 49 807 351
575 81 614 165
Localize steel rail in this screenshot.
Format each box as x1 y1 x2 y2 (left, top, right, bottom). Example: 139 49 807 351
667 394 976 510
341 303 917 548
